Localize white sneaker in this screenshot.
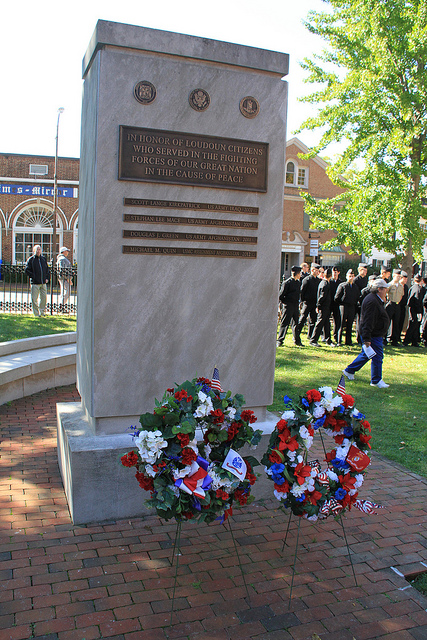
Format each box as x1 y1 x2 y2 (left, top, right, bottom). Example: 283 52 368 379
342 369 354 381
370 380 389 388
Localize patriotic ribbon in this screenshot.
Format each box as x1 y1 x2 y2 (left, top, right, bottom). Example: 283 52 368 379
319 498 343 517
316 471 330 486
175 456 212 499
354 499 384 514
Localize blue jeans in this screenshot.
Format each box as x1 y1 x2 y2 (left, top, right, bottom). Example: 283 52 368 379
345 335 384 384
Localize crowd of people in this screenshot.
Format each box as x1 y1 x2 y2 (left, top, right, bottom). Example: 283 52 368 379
277 261 427 350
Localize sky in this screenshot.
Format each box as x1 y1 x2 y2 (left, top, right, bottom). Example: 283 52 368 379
1 0 327 159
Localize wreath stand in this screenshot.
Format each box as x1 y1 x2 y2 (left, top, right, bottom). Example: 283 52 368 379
168 517 252 626
281 429 358 608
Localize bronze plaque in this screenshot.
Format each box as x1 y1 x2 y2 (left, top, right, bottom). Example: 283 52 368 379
240 96 260 119
189 88 210 111
123 246 257 258
123 229 257 244
123 197 259 214
134 81 156 104
123 213 258 229
119 126 268 192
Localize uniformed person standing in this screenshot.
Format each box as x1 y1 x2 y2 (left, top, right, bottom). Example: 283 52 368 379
277 266 302 346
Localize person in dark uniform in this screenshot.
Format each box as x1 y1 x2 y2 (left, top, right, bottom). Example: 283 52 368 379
403 275 423 347
294 263 321 346
277 266 302 346
300 262 310 281
380 266 391 283
421 289 427 347
353 263 368 338
309 268 334 346
397 271 409 342
329 265 343 344
342 278 391 388
385 269 404 345
334 269 359 345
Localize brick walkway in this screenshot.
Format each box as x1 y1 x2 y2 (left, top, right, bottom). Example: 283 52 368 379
1 386 427 640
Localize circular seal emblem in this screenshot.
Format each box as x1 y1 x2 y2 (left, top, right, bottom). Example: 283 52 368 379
189 88 210 112
239 96 260 119
134 81 156 105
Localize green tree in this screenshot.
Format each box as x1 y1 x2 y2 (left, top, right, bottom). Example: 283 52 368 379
298 0 427 273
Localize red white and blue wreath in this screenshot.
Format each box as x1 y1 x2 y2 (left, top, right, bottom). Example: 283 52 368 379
262 387 381 520
121 373 262 524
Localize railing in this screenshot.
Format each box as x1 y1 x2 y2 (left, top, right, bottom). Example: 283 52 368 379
0 264 77 315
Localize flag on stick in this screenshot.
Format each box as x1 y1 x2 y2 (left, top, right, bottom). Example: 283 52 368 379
336 374 346 397
210 367 222 392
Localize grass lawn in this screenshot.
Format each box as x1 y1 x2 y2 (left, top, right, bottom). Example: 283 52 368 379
269 331 427 479
0 313 76 342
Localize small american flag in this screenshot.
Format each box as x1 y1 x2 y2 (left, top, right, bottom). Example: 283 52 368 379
336 374 346 397
210 367 222 392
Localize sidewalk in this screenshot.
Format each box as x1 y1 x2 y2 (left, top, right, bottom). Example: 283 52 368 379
1 386 427 640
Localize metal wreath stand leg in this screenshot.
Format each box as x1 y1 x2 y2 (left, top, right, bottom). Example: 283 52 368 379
281 438 358 608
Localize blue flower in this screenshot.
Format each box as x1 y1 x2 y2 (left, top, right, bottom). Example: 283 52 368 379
344 427 353 437
354 411 365 420
302 398 309 408
296 494 306 502
337 404 345 414
331 457 350 470
283 395 292 405
271 463 285 474
313 416 326 430
273 476 286 485
335 488 347 500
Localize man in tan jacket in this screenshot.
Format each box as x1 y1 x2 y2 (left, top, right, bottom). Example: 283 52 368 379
386 268 404 346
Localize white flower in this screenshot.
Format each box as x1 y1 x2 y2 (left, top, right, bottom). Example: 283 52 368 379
282 410 295 420
354 474 364 489
313 405 326 419
173 462 195 480
303 436 314 449
134 429 168 464
291 484 306 497
193 391 214 418
145 464 156 477
299 426 310 439
287 450 297 462
169 485 180 497
336 441 351 460
326 469 339 482
297 454 304 464
225 406 236 419
305 514 319 522
274 489 288 501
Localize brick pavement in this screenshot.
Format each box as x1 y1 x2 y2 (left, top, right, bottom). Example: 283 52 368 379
1 385 427 640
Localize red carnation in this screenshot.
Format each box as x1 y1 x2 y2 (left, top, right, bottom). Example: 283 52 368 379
181 447 198 465
216 489 229 500
227 422 241 441
210 408 225 425
177 433 190 447
135 472 154 491
167 388 175 393
182 511 194 519
340 394 355 408
269 450 283 464
174 389 188 401
121 451 139 467
276 419 288 433
274 480 290 493
306 389 322 403
325 449 336 463
334 435 345 445
197 377 211 385
241 409 257 424
359 433 372 448
234 489 248 505
361 420 371 432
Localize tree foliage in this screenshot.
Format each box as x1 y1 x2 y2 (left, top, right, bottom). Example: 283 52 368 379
298 0 427 271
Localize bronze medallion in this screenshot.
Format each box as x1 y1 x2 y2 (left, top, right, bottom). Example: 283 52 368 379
239 96 260 119
189 88 210 111
134 81 156 104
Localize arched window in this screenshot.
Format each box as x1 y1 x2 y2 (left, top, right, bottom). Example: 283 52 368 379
285 160 309 188
13 204 63 264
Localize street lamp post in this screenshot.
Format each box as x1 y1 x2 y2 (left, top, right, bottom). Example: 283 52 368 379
51 107 64 314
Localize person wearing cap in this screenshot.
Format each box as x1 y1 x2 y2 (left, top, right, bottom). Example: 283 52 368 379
25 244 50 316
342 278 391 388
380 266 391 283
309 268 334 346
403 275 423 347
56 246 72 311
329 266 343 344
334 269 359 345
385 269 404 346
294 262 321 346
277 266 302 346
397 271 409 340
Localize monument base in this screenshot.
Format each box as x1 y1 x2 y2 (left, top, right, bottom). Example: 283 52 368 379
57 402 279 525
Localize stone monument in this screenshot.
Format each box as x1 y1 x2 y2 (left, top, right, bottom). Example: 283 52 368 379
57 20 289 524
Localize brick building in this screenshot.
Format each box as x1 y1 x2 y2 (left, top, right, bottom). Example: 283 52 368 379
281 137 349 278
0 154 79 264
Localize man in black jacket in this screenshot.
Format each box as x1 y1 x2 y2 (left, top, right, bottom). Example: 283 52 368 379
309 268 334 346
294 263 321 346
403 275 423 347
277 266 302 346
334 269 360 345
342 278 391 388
329 266 343 344
25 245 50 316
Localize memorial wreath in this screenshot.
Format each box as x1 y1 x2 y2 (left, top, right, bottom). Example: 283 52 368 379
121 375 262 523
261 387 374 521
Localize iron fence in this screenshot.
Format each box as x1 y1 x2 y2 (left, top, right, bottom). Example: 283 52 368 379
0 263 77 315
